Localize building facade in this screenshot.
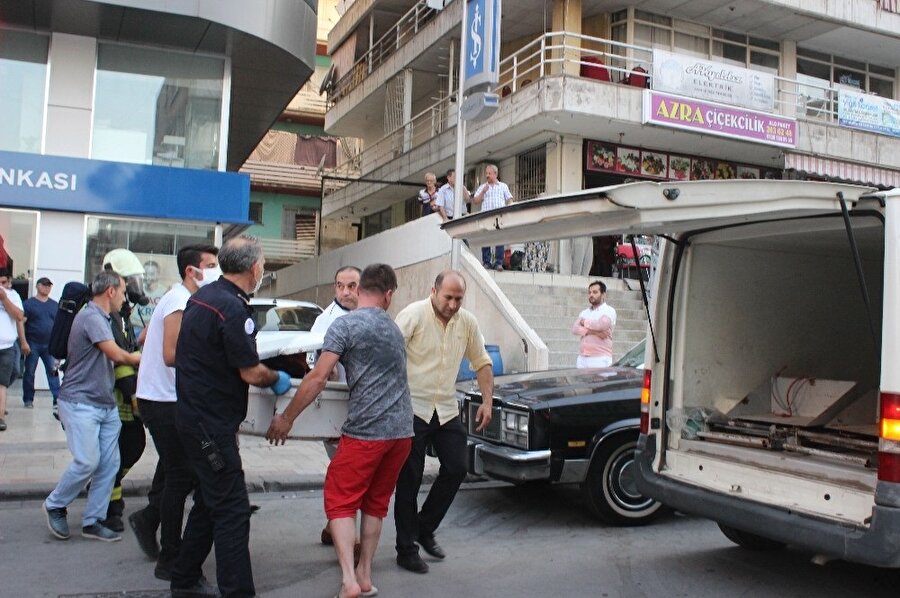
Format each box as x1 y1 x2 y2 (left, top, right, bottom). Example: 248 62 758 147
0 0 317 299
320 0 900 273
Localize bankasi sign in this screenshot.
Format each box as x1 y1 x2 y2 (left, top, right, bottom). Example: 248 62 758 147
651 49 776 112
642 90 797 148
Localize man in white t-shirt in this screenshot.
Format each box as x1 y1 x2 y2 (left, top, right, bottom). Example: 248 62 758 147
572 280 617 368
310 266 360 549
0 270 24 432
129 244 220 580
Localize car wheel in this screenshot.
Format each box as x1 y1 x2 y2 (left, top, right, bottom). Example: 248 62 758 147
717 524 786 551
581 433 662 526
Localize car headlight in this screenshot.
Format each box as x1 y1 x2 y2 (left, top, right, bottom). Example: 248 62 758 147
501 409 529 448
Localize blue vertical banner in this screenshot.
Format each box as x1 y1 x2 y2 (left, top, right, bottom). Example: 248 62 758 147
463 0 501 93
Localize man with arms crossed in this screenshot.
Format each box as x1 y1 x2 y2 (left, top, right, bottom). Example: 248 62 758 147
572 280 616 368
43 271 141 541
267 264 413 598
130 244 220 578
393 270 494 573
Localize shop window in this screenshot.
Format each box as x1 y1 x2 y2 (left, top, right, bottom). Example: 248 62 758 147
0 30 48 154
0 209 38 289
92 44 225 170
84 216 215 329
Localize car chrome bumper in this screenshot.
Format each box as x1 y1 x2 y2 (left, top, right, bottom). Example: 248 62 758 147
467 440 551 483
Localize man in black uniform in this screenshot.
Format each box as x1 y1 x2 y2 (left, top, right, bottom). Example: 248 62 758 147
171 235 292 598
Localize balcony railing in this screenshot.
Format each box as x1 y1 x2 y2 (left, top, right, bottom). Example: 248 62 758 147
258 237 316 264
325 31 888 196
241 130 340 192
329 0 441 105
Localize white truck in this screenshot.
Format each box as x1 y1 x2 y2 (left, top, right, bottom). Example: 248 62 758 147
445 179 900 567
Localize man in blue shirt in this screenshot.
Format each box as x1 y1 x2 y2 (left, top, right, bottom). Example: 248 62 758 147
22 277 61 409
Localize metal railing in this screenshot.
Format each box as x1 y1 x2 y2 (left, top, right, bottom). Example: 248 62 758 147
328 0 442 104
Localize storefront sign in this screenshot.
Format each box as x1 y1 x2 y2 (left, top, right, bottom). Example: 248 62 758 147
651 49 776 111
0 150 250 223
585 140 779 181
642 90 797 148
837 89 900 138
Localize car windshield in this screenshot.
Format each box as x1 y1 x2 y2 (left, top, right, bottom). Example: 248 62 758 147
614 339 645 368
251 305 320 332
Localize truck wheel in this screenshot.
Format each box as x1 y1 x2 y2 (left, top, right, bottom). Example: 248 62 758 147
581 434 662 526
718 524 786 550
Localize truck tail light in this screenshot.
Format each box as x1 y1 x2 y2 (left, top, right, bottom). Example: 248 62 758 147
640 369 652 434
879 392 900 483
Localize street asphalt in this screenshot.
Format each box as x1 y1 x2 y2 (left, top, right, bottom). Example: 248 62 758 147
0 389 439 502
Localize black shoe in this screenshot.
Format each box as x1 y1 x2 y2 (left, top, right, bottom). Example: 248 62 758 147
171 579 219 597
101 514 124 532
154 561 173 581
417 533 446 559
128 510 160 559
396 552 429 574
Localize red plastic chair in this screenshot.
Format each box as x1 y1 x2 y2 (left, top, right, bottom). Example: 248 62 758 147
626 66 648 88
580 56 610 82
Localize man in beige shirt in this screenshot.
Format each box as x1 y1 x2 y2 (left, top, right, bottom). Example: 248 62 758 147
392 270 494 574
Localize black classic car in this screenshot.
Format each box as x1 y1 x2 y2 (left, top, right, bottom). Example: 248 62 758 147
457 341 663 525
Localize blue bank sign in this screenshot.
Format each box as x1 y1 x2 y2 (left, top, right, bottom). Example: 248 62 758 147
0 151 250 223
463 0 501 93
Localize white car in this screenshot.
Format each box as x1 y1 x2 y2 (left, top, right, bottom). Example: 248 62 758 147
249 298 324 375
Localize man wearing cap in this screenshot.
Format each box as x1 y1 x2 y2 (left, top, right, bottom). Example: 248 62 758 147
22 277 61 410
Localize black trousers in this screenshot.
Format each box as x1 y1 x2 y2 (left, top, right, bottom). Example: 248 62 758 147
394 413 467 556
172 425 254 598
139 399 195 565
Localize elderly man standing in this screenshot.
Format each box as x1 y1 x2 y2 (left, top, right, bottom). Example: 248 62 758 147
43 271 141 541
171 235 292 598
268 264 413 598
393 270 494 574
472 164 513 270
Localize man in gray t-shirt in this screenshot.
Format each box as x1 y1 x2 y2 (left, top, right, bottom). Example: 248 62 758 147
267 264 412 598
43 272 142 543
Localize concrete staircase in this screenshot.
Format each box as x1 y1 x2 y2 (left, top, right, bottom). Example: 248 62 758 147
496 276 649 369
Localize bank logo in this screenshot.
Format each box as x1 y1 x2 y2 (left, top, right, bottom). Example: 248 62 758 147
0 167 77 191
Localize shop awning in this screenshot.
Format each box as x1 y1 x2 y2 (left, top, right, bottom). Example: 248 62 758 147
785 153 900 189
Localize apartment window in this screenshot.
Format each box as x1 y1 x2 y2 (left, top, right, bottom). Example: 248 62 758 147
361 208 391 238
797 47 895 98
249 202 264 225
92 44 225 169
517 146 546 201
614 10 780 75
0 30 48 154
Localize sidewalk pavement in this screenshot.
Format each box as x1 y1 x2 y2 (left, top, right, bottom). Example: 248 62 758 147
0 388 440 501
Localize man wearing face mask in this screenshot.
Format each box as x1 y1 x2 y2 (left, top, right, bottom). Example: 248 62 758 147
171 235 292 598
129 244 220 580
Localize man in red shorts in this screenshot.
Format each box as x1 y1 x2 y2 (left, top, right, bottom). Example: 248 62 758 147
267 263 413 598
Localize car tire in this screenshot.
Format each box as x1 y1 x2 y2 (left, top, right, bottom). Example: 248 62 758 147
581 433 662 526
717 524 786 551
